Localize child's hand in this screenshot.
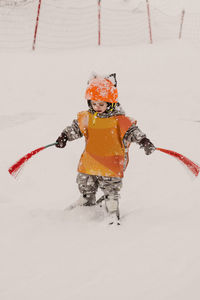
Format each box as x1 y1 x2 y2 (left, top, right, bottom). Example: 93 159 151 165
55 132 68 148
139 138 155 155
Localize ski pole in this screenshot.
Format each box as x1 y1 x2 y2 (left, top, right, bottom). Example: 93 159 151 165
8 142 57 178
156 147 199 177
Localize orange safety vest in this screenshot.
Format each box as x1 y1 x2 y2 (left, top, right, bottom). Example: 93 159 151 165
77 111 136 178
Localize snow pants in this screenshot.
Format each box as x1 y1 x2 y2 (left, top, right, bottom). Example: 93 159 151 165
76 173 122 214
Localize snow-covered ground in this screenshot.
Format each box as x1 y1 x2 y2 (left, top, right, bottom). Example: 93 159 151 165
0 40 200 299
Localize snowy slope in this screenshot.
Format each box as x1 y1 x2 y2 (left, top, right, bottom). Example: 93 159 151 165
0 41 200 300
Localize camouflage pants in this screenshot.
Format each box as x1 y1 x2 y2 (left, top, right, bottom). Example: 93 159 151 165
76 173 122 214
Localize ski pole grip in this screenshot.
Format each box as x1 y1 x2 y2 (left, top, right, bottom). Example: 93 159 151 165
45 142 58 149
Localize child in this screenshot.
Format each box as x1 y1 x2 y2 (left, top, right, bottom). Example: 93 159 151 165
56 73 155 224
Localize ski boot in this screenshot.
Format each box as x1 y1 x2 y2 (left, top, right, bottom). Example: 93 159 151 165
105 194 120 225
107 211 120 225
66 193 96 210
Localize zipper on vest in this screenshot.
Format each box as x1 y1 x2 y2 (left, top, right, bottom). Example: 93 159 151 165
93 112 98 125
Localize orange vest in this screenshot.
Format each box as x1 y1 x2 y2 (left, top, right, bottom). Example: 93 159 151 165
77 111 136 178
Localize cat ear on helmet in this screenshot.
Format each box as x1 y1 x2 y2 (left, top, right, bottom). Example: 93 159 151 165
106 73 117 87
87 72 98 84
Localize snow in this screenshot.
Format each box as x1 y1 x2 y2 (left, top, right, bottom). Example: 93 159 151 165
0 39 200 300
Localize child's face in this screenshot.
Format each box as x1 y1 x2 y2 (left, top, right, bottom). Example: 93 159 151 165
91 100 108 114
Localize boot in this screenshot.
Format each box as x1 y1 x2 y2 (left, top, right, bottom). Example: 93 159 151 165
82 193 96 206
108 212 120 225
66 193 96 210
105 194 120 225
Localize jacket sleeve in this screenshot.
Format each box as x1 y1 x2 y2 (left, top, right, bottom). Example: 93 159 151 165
123 123 146 144
62 119 83 141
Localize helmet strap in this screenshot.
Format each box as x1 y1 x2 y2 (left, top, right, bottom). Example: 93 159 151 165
87 100 118 113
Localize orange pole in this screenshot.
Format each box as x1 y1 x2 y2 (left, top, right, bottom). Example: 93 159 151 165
179 9 185 39
32 0 42 51
146 0 153 44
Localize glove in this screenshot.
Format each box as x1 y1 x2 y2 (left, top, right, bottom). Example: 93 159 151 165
55 132 68 148
139 137 155 155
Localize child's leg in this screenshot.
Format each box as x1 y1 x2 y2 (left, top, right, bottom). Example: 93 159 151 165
98 176 122 217
76 173 98 206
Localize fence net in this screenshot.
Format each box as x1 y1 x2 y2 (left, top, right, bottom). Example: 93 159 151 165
0 0 199 51
101 2 149 46
36 0 98 50
0 1 37 50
